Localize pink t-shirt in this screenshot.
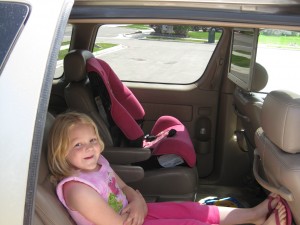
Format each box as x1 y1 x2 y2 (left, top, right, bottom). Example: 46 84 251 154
56 155 128 225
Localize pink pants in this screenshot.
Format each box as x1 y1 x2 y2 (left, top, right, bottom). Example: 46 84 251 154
143 202 220 225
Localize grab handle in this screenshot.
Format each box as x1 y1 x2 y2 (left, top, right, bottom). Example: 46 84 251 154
253 150 294 202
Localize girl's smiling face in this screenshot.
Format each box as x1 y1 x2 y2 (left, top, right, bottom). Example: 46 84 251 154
66 122 103 172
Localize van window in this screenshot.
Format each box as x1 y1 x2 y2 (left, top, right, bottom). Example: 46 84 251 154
94 24 222 84
0 2 29 74
256 29 300 94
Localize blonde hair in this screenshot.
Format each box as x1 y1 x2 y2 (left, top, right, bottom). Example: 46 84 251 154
48 112 104 183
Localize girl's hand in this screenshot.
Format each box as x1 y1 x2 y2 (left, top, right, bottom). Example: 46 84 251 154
121 190 147 225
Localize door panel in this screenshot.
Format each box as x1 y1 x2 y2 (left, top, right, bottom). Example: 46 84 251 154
130 84 219 177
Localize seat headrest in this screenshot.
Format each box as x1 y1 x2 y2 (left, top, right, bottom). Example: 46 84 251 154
261 90 300 154
64 49 94 82
250 63 268 92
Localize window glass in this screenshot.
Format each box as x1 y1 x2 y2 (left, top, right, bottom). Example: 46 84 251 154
95 24 222 84
54 24 72 79
256 29 300 94
0 2 29 74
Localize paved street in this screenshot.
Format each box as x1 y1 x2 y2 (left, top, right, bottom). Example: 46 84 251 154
95 32 215 83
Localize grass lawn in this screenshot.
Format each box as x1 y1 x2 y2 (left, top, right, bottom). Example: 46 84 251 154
188 31 222 40
146 31 222 43
58 49 70 60
146 35 206 43
147 31 300 47
58 43 118 60
126 24 151 30
189 31 300 47
259 34 300 47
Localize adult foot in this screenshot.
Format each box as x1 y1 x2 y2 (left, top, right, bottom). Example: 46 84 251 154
263 202 287 225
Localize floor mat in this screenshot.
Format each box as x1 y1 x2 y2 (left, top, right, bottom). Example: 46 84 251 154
196 184 266 208
200 196 245 208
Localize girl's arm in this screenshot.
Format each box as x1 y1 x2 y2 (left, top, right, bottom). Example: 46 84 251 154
63 181 128 225
114 171 148 225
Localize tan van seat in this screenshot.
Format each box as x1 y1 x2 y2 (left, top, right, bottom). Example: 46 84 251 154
34 113 75 225
34 112 149 224
253 90 300 225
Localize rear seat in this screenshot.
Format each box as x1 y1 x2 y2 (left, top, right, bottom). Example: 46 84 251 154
34 112 149 224
34 112 75 225
253 90 300 224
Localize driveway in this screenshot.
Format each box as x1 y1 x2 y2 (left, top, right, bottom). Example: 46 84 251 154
94 26 216 83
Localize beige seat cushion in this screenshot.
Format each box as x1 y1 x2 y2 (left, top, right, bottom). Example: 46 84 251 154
254 90 300 225
34 113 75 225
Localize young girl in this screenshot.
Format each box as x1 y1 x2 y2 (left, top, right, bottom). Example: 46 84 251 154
48 112 288 225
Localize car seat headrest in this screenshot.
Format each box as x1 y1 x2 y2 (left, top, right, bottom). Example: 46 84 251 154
250 62 268 92
64 49 94 82
261 90 300 154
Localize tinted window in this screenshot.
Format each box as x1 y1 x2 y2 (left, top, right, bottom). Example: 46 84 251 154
0 2 29 74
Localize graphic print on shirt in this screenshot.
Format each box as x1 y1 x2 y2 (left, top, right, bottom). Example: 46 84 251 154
107 172 123 213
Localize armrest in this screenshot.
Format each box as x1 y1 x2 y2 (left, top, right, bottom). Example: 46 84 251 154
111 165 144 183
103 147 151 164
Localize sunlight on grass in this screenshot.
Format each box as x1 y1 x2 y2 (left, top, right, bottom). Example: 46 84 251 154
58 43 118 60
188 31 222 40
145 31 222 43
259 34 300 48
93 43 117 52
146 36 206 43
126 24 151 30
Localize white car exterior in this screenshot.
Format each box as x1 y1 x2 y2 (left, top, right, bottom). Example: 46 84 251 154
0 0 73 224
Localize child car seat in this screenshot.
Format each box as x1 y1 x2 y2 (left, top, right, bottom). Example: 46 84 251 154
86 57 196 168
35 112 76 225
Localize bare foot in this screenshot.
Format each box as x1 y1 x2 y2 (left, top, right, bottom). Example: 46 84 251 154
252 193 280 225
263 202 287 225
